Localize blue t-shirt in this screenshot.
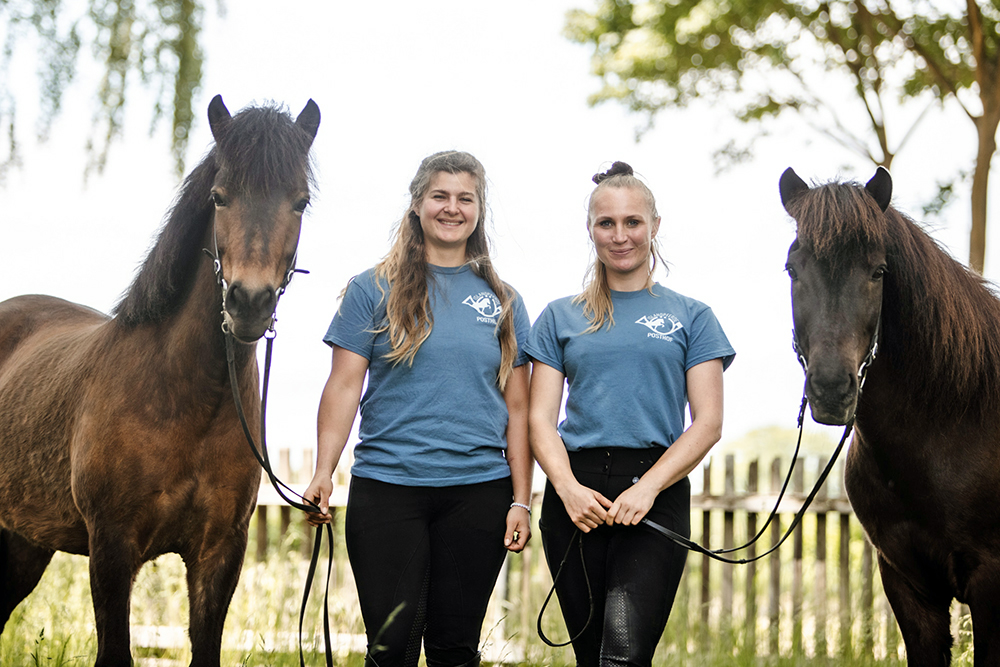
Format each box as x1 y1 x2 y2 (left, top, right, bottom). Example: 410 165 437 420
324 264 530 486
525 283 735 451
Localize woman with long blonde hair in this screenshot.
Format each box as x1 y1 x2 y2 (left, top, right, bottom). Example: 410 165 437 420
303 151 532 667
526 162 734 665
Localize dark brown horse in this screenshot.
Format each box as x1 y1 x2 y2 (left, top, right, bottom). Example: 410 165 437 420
0 94 319 666
781 166 1000 664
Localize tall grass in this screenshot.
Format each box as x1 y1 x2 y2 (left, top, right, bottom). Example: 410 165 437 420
0 511 977 667
0 529 361 666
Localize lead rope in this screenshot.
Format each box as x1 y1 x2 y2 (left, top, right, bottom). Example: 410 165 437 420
224 331 334 667
535 401 853 646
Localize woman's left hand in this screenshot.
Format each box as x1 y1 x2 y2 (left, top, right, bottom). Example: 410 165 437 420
504 506 531 552
605 479 659 526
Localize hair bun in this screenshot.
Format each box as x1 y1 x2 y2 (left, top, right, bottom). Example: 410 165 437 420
592 161 634 184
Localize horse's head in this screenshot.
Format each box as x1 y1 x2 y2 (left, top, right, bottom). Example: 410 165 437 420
206 95 320 342
780 167 892 425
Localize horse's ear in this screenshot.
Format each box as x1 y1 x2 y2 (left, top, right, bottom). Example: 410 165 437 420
779 167 809 212
208 95 232 141
295 99 321 144
865 166 892 212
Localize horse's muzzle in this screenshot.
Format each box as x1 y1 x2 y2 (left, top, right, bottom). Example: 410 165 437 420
224 282 277 342
806 370 858 426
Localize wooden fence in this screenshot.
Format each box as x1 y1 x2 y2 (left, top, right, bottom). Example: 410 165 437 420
252 449 941 660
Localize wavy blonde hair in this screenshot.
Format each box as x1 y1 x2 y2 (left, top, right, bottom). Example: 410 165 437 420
371 151 519 389
573 161 666 333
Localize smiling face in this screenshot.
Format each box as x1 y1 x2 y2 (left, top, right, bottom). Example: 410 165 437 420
589 186 661 291
415 171 480 266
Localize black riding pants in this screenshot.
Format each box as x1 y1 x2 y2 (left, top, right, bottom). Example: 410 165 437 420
345 475 511 667
540 447 690 667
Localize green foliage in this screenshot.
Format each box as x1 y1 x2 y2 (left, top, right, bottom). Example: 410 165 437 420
564 1 992 168
0 0 206 180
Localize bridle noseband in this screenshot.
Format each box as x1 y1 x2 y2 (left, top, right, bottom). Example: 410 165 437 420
203 223 309 337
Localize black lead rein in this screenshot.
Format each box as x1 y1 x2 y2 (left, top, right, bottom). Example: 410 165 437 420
537 403 854 646
224 330 335 667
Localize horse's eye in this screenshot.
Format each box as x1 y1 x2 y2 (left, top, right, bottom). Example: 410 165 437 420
294 197 310 214
785 265 798 281
872 266 887 281
211 192 226 207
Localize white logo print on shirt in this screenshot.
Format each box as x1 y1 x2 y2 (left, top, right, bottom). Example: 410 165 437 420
463 292 502 323
636 313 683 340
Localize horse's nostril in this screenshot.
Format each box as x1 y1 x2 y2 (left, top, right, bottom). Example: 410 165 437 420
807 367 857 413
226 282 276 318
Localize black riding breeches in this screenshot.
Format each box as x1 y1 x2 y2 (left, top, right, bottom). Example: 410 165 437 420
540 447 690 667
345 475 511 667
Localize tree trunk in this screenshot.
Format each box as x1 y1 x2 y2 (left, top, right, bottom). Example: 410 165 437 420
969 110 1000 275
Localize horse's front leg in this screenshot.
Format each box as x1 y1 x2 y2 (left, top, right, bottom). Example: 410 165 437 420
89 528 141 667
184 526 250 667
876 553 953 667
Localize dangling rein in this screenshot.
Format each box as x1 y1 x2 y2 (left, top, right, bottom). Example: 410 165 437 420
538 317 879 646
205 247 334 667
537 402 854 646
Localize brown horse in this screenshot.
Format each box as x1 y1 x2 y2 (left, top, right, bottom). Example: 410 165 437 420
0 94 320 666
780 166 1000 664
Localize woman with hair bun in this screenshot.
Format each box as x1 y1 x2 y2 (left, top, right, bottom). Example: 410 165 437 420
303 151 533 667
526 162 734 664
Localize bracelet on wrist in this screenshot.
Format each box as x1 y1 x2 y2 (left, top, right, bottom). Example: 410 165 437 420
510 502 531 515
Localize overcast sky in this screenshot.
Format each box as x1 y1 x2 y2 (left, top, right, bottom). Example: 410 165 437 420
3 1 991 472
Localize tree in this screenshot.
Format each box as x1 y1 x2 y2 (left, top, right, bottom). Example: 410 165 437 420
1 0 206 180
566 1 1000 273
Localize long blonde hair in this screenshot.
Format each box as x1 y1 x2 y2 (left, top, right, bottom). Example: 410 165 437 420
573 161 665 333
372 151 519 389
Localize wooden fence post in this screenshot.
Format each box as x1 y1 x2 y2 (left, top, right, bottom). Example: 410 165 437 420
769 458 782 656
279 449 292 542
839 458 852 658
816 455 829 658
862 540 875 656
744 459 759 656
792 462 804 656
722 455 735 642
256 502 268 562
701 457 712 647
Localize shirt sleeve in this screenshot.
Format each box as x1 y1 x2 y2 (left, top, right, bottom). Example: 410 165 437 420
684 304 736 371
323 273 381 359
524 304 565 374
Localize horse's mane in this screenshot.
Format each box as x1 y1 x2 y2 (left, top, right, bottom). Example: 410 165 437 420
789 181 1000 418
112 102 315 326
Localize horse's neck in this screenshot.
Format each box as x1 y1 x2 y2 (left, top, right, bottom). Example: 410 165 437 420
116 253 257 403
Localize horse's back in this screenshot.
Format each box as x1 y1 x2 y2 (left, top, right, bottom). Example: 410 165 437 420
0 294 106 363
0 295 107 553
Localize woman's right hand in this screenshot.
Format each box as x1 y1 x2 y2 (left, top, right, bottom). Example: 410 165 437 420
302 473 334 527
557 481 613 532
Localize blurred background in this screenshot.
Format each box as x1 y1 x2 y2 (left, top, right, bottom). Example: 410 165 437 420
2 0 991 463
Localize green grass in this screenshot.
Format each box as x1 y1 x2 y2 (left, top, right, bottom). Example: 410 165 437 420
0 516 977 667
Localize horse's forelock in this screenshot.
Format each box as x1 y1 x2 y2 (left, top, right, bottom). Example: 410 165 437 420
213 103 315 196
789 182 889 270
